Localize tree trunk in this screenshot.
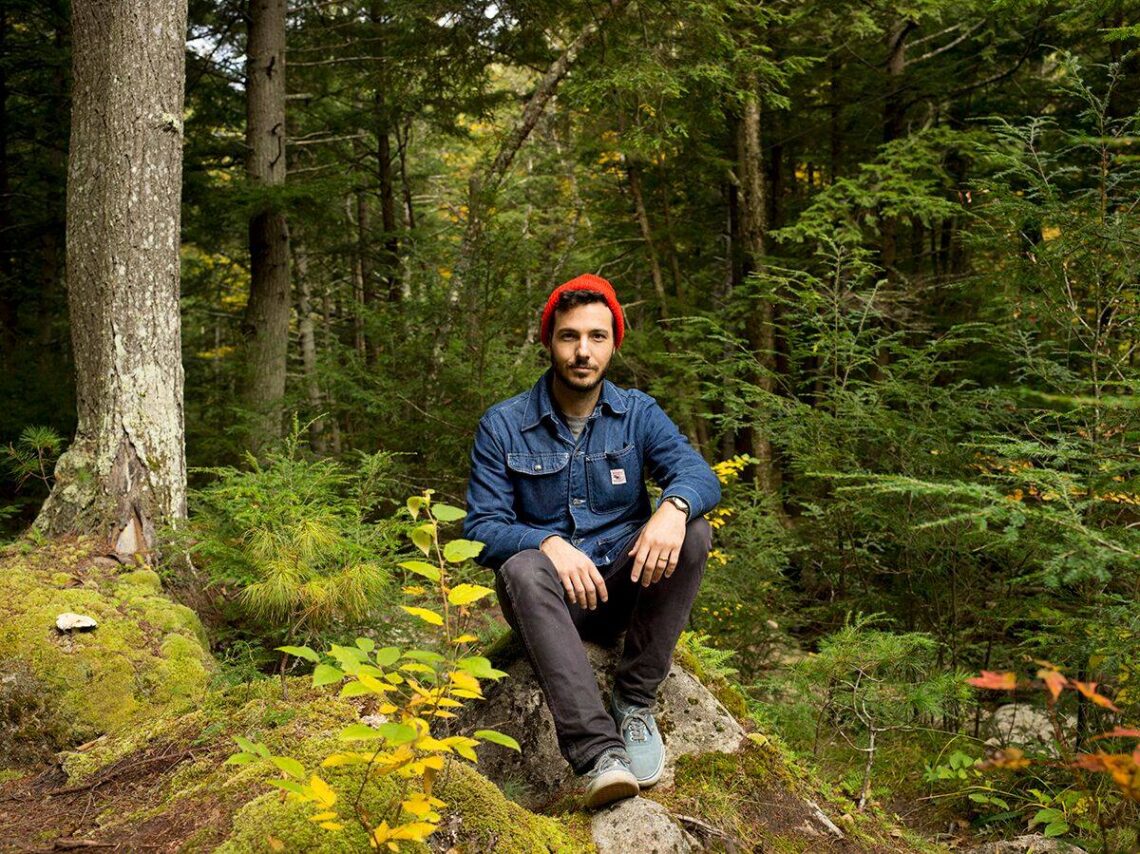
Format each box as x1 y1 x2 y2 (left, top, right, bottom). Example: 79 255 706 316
378 128 400 304
737 77 785 511
880 19 915 284
626 159 668 318
35 0 188 551
0 6 13 356
352 191 370 359
241 0 290 454
294 239 326 455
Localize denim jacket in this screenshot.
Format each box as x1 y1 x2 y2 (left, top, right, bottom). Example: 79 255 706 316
463 370 721 571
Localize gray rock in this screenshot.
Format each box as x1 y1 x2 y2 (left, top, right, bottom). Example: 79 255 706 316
461 639 745 809
591 796 697 853
968 834 1085 853
984 703 1074 756
55 612 98 633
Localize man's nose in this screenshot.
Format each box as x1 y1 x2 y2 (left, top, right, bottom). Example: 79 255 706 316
575 336 590 358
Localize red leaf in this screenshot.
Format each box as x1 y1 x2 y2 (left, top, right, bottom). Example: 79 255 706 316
1072 680 1121 713
978 747 1031 770
1072 752 1109 772
1093 727 1140 741
967 671 1018 691
1036 668 1068 703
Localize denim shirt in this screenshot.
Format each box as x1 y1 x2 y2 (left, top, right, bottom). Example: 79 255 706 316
463 370 721 571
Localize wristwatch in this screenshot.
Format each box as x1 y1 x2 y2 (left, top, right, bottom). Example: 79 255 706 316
664 496 690 519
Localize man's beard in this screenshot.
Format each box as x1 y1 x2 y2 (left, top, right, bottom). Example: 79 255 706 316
551 353 606 394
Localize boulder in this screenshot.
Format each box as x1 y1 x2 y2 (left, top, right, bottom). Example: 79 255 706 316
0 538 214 759
461 638 746 810
591 797 698 853
967 834 1086 853
983 703 1075 756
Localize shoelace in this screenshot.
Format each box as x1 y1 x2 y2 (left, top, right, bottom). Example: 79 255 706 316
622 709 654 744
592 749 630 775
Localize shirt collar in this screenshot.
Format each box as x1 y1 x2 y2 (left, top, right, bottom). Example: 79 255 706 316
521 370 627 431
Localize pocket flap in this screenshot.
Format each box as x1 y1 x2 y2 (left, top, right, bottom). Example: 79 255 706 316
507 452 570 475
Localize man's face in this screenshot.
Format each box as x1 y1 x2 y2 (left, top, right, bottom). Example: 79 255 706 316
548 301 615 394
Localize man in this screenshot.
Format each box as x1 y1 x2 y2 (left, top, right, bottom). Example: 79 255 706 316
463 273 721 808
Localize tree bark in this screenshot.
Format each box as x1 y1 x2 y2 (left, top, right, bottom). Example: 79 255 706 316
737 76 785 509
880 19 916 284
377 128 400 304
626 159 668 318
352 190 370 359
0 6 12 356
293 239 326 455
241 0 290 453
35 0 188 550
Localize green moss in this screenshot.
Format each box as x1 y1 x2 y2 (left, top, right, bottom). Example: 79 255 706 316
115 568 163 594
673 643 749 719
436 762 592 853
0 538 215 749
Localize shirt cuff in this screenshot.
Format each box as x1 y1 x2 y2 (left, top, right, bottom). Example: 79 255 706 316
517 527 554 554
661 484 703 519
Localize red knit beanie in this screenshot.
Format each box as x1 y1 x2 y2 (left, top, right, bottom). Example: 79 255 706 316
540 274 625 349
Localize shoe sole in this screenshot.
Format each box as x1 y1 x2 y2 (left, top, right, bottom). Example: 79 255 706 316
584 769 639 809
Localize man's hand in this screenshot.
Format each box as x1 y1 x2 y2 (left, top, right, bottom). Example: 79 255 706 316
629 501 687 587
541 536 608 610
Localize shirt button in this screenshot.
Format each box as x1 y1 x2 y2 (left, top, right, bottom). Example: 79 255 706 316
572 498 584 506
572 538 582 546
534 464 542 471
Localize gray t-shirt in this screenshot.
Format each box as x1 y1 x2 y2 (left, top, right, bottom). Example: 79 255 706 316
564 413 588 441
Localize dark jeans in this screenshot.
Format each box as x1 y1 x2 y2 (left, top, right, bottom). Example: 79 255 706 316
495 517 711 774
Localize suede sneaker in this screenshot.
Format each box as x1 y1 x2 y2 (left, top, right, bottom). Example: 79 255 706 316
611 690 665 788
582 747 639 808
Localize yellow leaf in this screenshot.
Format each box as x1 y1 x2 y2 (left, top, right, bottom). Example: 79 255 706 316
447 583 494 606
430 710 458 719
359 673 397 694
401 606 444 626
409 755 446 774
449 671 482 696
389 821 438 842
378 703 398 715
453 742 477 761
371 820 392 846
453 634 479 644
415 735 453 752
310 811 339 822
319 822 344 831
308 775 337 809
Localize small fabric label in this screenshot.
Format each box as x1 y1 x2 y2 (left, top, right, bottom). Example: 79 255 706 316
610 468 626 485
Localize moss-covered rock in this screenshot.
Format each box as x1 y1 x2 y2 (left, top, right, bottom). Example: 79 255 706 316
0 537 215 759
27 674 591 853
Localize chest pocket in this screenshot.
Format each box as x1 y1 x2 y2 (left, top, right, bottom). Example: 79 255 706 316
507 451 570 524
586 444 641 514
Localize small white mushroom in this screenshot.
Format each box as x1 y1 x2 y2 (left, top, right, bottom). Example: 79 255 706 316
55 613 98 633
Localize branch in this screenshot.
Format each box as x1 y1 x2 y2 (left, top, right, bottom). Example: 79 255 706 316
482 0 627 192
911 19 986 64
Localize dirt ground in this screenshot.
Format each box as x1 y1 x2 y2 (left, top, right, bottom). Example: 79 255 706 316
0 742 232 853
